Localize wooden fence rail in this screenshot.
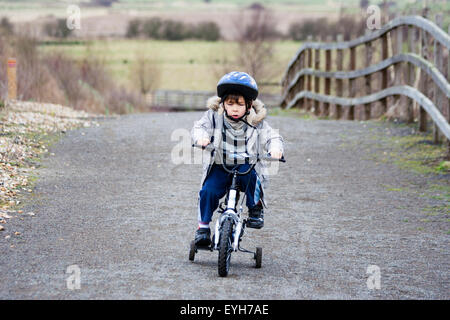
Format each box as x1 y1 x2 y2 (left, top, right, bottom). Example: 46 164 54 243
281 14 450 156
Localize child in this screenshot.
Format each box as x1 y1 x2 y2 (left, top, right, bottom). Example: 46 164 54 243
191 71 284 246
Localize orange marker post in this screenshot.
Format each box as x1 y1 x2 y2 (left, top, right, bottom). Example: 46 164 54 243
7 58 17 101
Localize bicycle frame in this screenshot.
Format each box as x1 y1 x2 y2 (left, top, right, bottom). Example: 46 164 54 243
213 168 249 252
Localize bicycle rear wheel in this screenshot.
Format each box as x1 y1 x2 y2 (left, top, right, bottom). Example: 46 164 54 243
218 218 233 277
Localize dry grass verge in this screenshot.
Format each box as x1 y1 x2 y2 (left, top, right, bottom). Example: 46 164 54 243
0 100 104 232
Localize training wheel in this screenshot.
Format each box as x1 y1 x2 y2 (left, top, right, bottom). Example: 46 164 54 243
255 247 262 268
189 240 196 261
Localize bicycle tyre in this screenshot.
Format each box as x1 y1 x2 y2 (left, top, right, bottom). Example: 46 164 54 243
218 218 233 277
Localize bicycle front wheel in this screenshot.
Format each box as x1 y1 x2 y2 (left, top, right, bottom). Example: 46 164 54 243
218 218 233 277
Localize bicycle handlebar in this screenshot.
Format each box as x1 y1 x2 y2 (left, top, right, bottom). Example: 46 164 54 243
192 143 286 163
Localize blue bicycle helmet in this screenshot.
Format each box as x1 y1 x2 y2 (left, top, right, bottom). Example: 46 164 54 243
217 71 258 101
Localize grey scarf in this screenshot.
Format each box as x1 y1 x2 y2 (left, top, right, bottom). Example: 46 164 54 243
219 115 249 166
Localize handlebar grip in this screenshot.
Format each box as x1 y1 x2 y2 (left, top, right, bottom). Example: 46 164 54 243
266 153 286 162
192 143 206 150
192 143 215 151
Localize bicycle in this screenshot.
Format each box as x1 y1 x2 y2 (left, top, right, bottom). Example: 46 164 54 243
190 142 285 277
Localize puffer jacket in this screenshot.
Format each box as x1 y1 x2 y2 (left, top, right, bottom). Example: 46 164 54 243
191 96 284 208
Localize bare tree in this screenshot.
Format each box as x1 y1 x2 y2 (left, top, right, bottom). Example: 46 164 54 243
210 7 280 90
130 51 161 96
234 7 279 86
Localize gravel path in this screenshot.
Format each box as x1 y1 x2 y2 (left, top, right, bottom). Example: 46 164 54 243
0 111 448 299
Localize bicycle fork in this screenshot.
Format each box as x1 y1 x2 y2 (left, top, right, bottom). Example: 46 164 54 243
214 172 242 251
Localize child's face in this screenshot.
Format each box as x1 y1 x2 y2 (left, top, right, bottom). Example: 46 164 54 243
224 95 247 120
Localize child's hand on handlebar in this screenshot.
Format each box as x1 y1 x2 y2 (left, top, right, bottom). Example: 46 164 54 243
269 149 283 159
197 138 211 147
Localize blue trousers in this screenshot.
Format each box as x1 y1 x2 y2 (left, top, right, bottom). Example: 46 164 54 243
198 163 263 224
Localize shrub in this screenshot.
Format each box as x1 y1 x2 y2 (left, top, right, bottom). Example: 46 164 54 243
126 19 141 38
194 22 221 41
43 19 73 38
248 2 265 10
288 18 328 41
0 17 14 35
0 33 146 114
42 52 82 106
126 18 221 41
142 17 163 39
288 16 366 41
130 52 161 96
160 20 186 41
105 86 145 114
91 0 118 7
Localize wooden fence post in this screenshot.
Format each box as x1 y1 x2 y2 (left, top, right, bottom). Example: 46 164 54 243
432 13 443 144
406 25 415 123
348 45 356 120
418 9 429 132
335 34 344 119
7 58 17 101
306 35 313 112
314 35 321 116
299 51 305 109
155 91 159 106
189 91 195 108
323 35 332 117
364 30 373 120
394 25 404 116
381 33 389 115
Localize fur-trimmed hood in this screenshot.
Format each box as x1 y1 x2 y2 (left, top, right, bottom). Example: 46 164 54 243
206 96 267 126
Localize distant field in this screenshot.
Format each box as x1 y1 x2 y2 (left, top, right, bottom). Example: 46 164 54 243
1 0 364 40
0 0 348 20
5 2 344 40
6 0 427 41
0 0 417 13
38 39 301 93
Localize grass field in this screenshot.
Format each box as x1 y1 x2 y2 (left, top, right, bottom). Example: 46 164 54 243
38 39 301 93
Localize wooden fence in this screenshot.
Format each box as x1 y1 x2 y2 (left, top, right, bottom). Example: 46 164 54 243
148 89 282 111
281 14 450 155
